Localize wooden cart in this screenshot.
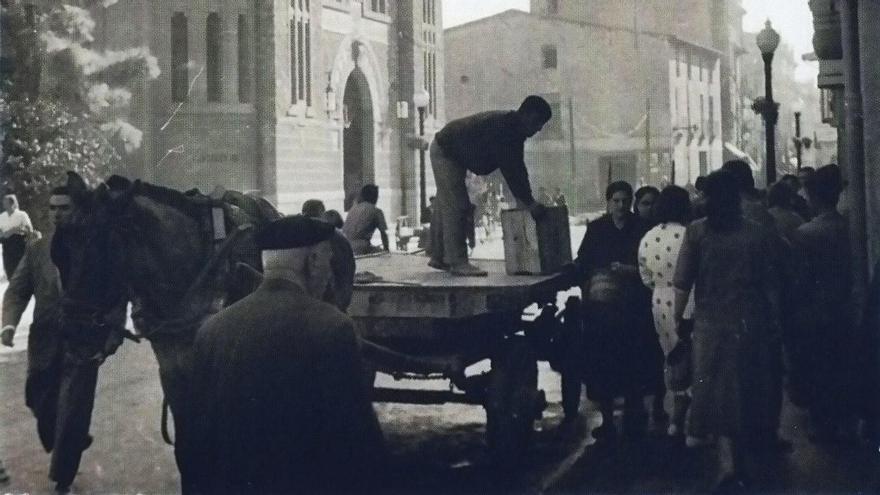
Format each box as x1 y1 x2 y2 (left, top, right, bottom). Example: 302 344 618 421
349 253 583 466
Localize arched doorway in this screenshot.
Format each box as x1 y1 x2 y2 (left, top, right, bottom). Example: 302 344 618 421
342 67 374 211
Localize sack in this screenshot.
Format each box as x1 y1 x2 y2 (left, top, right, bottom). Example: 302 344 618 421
666 320 694 392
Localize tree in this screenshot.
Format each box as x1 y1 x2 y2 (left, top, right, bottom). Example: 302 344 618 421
0 0 159 230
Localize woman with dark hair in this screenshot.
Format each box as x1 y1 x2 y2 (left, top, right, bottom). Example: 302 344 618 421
634 186 660 224
790 164 854 442
673 170 782 490
571 181 658 441
638 186 692 436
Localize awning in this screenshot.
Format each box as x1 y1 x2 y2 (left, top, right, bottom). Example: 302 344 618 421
723 142 759 172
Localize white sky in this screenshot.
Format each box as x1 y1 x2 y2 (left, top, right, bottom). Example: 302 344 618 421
442 0 817 83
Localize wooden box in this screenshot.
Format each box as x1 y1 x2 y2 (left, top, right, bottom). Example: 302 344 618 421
501 206 572 275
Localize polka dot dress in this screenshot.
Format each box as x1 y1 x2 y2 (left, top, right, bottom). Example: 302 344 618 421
638 223 694 356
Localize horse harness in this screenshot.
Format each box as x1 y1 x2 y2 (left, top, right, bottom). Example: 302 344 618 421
130 195 255 343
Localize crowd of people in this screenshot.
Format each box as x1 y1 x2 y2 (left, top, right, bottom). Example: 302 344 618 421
563 159 873 491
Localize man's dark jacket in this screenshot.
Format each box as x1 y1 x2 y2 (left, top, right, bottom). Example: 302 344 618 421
435 110 535 204
186 278 386 494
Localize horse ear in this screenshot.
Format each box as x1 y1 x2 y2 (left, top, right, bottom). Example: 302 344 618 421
66 171 89 201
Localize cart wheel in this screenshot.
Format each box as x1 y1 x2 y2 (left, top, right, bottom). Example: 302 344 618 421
485 337 543 467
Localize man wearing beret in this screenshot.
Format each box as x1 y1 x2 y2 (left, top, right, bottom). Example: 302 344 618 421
428 95 552 276
186 215 386 495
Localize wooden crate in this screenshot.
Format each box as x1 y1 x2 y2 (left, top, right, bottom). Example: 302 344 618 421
501 206 572 275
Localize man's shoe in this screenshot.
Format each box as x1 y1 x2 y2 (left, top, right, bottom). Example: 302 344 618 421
450 263 488 277
428 260 450 270
55 483 72 495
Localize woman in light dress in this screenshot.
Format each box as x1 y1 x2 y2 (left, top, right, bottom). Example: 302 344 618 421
638 186 692 436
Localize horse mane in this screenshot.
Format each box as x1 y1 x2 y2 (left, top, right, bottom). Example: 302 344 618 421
105 175 281 226
107 175 207 220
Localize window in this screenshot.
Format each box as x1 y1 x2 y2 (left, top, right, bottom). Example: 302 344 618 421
699 94 705 134
686 50 691 80
542 45 557 69
206 13 222 102
547 0 559 14
423 0 435 25
238 15 252 103
369 0 386 14
423 26 438 115
289 0 312 106
675 48 680 77
171 12 188 102
708 96 715 137
674 88 679 123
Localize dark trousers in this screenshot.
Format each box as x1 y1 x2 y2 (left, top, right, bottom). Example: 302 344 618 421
48 353 100 488
2 234 26 278
25 352 63 452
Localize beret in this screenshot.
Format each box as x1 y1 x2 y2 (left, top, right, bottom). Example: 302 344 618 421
255 215 335 250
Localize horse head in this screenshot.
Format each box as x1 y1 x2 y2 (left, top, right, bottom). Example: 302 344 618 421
53 171 231 338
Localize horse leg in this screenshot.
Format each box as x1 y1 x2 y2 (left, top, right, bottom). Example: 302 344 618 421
149 338 196 492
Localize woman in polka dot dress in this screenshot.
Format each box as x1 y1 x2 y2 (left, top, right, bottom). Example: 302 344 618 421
638 186 693 436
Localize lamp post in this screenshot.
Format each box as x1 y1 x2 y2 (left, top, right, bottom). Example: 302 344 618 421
324 72 336 118
755 20 780 185
414 88 430 223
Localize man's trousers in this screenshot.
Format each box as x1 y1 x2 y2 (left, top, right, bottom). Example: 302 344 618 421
429 141 470 267
48 352 100 489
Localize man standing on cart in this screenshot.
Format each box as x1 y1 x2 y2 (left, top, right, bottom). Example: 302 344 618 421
428 95 552 276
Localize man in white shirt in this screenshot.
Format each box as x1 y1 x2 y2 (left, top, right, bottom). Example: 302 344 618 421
0 194 33 278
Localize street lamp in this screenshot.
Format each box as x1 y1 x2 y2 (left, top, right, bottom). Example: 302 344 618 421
414 88 430 223
324 72 336 118
755 19 780 185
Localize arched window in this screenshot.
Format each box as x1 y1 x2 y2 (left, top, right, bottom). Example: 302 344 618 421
238 14 252 103
206 13 222 102
171 12 188 102
290 0 312 106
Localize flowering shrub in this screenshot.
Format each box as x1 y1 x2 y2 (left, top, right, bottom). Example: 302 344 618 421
0 1 158 230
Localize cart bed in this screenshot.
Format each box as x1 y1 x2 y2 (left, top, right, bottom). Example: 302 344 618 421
349 253 562 319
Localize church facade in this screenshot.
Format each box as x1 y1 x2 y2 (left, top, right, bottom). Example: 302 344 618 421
93 0 444 219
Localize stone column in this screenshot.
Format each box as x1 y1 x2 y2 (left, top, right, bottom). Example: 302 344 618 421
838 0 868 310
858 0 880 276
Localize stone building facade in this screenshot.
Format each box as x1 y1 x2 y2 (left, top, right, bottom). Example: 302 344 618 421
445 1 730 211
88 0 444 219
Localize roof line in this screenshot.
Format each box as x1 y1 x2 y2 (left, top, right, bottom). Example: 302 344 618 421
445 10 718 52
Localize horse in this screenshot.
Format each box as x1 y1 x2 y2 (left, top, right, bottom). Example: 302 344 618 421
51 171 281 487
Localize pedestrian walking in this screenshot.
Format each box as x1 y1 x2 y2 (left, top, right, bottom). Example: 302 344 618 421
342 184 390 255
186 215 386 494
673 170 783 490
0 194 33 279
767 182 805 242
2 187 125 495
790 164 856 443
638 185 693 436
427 95 551 276
569 181 659 441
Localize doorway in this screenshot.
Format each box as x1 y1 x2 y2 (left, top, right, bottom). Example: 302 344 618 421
342 67 374 211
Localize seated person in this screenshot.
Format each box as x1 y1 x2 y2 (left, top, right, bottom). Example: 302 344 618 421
342 185 389 255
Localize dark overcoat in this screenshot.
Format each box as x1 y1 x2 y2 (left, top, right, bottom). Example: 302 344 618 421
186 278 386 495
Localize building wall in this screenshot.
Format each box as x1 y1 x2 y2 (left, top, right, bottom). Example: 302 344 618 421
446 10 675 211
87 0 442 223
668 40 724 185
